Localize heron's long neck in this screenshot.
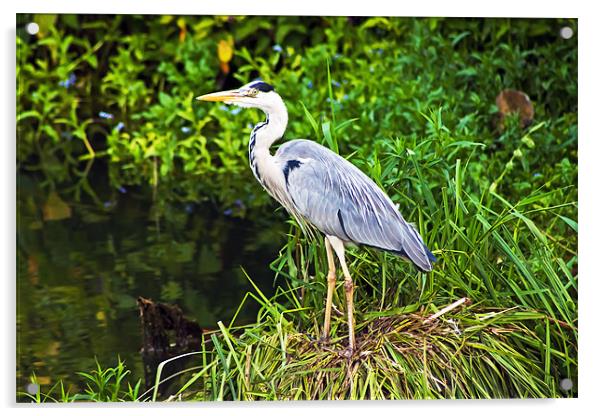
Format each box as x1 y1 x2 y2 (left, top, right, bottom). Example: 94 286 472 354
248 105 288 184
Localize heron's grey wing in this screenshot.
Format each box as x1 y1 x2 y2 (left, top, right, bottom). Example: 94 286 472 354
276 139 434 271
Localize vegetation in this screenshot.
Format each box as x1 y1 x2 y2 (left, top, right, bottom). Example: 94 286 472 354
17 15 577 400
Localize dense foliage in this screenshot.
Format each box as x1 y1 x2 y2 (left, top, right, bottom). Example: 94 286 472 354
17 15 577 400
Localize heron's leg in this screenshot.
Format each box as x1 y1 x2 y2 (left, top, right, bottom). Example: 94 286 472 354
323 237 337 340
328 236 355 352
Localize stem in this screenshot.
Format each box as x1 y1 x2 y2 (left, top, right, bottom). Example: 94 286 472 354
423 297 469 324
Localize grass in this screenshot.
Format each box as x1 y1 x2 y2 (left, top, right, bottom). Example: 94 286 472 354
21 358 142 402
150 278 573 400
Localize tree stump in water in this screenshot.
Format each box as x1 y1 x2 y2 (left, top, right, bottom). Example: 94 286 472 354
137 297 202 395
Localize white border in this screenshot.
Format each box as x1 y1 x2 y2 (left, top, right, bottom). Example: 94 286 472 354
10 0 583 17
4 1 601 415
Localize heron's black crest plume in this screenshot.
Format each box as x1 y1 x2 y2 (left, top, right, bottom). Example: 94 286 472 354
250 81 275 92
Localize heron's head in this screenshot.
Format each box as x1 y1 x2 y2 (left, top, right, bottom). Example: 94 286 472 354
196 81 284 113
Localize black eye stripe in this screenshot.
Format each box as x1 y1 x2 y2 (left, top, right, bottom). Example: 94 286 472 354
249 81 274 92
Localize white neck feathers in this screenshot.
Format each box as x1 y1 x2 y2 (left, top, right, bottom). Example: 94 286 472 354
248 93 288 184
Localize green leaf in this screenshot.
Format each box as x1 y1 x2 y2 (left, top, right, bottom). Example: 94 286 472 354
299 101 320 140
334 118 359 133
158 92 174 107
557 215 578 232
321 121 338 154
17 110 42 122
86 54 98 69
42 125 60 143
451 31 471 46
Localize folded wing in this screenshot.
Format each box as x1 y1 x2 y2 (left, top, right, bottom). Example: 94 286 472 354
276 139 434 271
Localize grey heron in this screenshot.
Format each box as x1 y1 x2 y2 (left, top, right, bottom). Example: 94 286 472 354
197 80 436 353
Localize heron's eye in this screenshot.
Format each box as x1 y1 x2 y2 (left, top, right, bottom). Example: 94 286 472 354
247 88 259 97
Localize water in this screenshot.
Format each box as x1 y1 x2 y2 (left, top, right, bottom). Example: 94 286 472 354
16 174 288 395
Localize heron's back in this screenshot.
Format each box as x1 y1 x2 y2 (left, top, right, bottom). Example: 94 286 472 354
275 139 435 271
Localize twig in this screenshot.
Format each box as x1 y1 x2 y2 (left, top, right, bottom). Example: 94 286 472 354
423 297 470 325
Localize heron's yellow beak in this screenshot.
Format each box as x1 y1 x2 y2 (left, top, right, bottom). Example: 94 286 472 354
195 89 243 102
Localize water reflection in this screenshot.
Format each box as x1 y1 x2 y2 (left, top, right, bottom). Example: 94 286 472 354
16 175 287 394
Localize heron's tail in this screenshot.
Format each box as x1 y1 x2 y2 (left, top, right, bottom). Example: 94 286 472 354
418 245 437 272
396 219 434 272
425 245 437 263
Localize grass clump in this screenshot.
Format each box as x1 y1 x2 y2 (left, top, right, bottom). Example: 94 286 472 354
164 285 571 400
20 357 142 403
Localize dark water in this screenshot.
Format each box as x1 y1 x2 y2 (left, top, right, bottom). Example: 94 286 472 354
16 174 288 394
